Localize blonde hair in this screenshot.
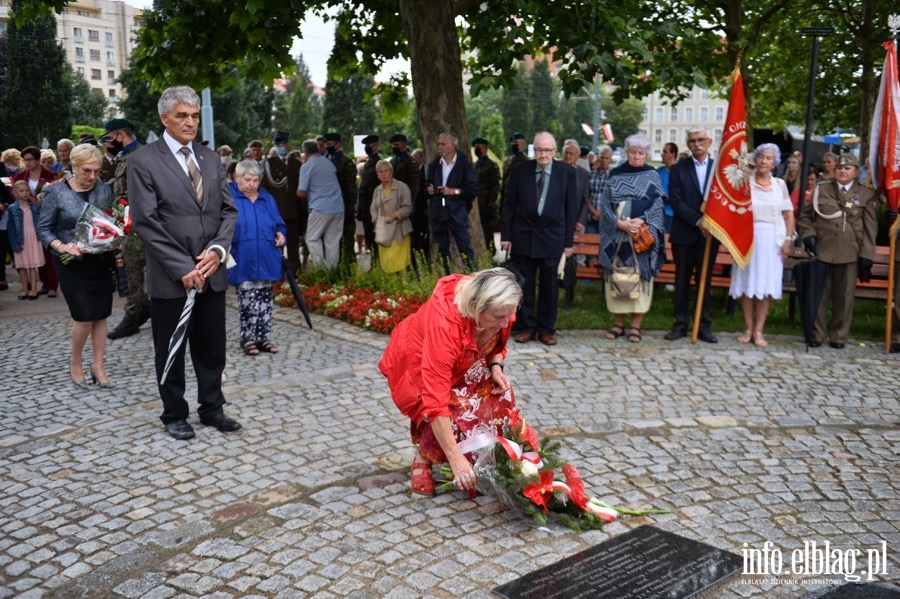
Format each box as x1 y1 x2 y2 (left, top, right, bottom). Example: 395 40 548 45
12 180 30 193
454 268 522 320
2 149 23 165
40 149 57 165
69 144 103 168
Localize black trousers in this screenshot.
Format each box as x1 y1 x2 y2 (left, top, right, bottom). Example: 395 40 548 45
671 238 719 333
151 290 227 424
515 254 560 335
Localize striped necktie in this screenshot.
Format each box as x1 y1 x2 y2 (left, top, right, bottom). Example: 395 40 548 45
179 146 203 203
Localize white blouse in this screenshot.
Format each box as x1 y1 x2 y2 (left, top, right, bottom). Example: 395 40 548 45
750 177 792 224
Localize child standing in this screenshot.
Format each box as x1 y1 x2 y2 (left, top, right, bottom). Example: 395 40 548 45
6 181 44 300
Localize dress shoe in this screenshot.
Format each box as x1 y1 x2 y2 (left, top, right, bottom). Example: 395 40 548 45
697 331 718 344
538 333 557 346
165 419 196 440
664 329 686 341
808 341 822 348
47 290 57 297
890 343 900 354
514 331 535 343
199 413 242 432
107 322 140 340
829 342 845 349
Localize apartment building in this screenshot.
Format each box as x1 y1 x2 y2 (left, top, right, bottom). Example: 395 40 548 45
639 87 730 158
0 0 143 111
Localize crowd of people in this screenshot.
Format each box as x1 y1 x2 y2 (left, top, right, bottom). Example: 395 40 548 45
3 94 897 440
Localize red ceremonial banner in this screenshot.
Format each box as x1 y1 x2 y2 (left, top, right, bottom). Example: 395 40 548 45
868 41 900 218
703 72 754 269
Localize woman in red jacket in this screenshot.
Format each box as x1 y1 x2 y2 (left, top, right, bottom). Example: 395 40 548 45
379 268 522 496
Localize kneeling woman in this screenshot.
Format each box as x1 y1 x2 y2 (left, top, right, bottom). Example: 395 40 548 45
378 268 522 495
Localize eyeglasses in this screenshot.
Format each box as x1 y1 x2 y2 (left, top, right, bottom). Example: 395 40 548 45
687 138 709 145
534 148 556 154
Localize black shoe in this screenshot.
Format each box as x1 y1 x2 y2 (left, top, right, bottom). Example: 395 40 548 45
164 419 195 440
808 341 822 348
890 343 900 354
697 331 718 344
829 342 845 349
199 413 242 432
664 329 686 341
107 322 140 340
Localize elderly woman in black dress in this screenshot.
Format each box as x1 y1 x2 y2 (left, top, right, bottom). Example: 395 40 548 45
598 134 665 343
37 144 115 387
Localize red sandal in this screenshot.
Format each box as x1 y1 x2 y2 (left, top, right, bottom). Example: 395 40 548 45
410 460 434 495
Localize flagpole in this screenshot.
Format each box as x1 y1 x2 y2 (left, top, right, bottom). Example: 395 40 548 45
886 14 900 351
691 237 712 344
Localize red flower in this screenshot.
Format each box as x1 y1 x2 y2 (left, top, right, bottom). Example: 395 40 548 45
562 464 588 509
521 423 540 453
507 408 522 431
522 470 555 512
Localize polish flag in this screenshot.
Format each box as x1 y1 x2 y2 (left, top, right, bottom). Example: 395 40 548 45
868 40 900 228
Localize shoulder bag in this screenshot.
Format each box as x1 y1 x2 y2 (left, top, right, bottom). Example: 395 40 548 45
609 232 641 300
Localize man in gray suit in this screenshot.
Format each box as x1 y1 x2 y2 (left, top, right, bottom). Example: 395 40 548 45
129 86 240 441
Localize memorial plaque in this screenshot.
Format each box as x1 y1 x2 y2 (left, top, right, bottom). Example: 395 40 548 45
801 583 900 599
493 526 742 599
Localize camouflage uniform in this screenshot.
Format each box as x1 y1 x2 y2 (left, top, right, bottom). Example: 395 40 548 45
474 155 500 247
330 151 358 266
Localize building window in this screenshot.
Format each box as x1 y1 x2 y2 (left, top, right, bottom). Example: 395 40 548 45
91 69 101 80
700 107 709 122
654 129 662 143
686 89 694 99
639 129 647 137
714 129 723 144
685 107 693 122
77 10 89 16
77 67 85 75
88 30 99 42
670 107 678 121
107 52 116 66
75 47 85 62
105 32 114 46
701 89 710 99
73 27 83 43
669 129 677 142
655 107 663 121
641 106 648 121
107 70 116 85
715 107 724 121
109 89 117 98
90 49 101 61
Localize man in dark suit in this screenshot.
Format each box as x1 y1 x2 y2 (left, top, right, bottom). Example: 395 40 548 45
261 131 304 272
665 126 719 343
129 86 240 441
501 132 578 346
426 132 479 273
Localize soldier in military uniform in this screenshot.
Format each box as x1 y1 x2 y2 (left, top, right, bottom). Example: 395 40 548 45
471 137 500 248
798 153 877 349
356 135 381 257
500 132 528 210
261 132 304 271
323 132 358 266
104 119 149 340
389 134 419 203
99 136 118 184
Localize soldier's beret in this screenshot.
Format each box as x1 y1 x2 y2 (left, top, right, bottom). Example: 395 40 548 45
322 132 342 142
472 137 489 146
104 118 134 133
361 135 379 144
509 132 525 141
389 134 408 143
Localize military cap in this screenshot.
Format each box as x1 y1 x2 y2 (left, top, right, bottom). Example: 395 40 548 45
471 137 489 146
580 145 590 156
104 118 134 134
322 132 342 142
99 135 112 144
248 139 264 148
79 135 99 146
509 132 525 141
838 153 859 168
389 134 408 143
361 135 379 144
273 131 290 143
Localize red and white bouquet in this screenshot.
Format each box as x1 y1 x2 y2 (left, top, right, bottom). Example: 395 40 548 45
441 408 668 531
61 198 130 264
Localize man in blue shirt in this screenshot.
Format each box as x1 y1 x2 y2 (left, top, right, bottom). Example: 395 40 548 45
656 142 678 233
298 139 345 269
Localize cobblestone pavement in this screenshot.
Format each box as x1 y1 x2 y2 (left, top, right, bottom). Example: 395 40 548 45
1 274 899 599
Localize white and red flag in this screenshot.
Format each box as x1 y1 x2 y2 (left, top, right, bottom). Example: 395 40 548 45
868 40 900 229
703 70 754 269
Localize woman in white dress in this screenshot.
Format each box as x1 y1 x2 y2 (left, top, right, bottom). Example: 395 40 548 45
730 143 794 347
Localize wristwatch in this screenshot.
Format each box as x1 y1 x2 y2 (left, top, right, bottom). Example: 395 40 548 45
454 188 460 195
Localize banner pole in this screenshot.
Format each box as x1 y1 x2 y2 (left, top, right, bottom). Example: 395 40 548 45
887 234 896 351
691 236 712 344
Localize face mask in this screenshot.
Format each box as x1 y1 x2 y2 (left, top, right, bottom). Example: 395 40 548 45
364 146 375 156
108 140 124 155
392 146 403 156
274 146 286 156
510 144 518 154
220 155 231 166
474 147 483 158
325 146 336 155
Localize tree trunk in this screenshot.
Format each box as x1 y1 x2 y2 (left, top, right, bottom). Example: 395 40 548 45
857 0 876 162
399 0 487 261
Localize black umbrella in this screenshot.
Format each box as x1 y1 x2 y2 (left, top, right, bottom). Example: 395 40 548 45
792 255 829 350
282 257 313 330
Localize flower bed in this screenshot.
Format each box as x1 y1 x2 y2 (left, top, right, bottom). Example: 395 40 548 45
274 281 426 334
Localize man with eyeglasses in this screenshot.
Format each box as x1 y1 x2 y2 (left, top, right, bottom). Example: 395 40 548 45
664 126 719 343
501 132 578 346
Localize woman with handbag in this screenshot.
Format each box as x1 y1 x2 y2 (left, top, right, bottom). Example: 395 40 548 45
729 143 795 348
371 159 413 273
598 134 665 343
